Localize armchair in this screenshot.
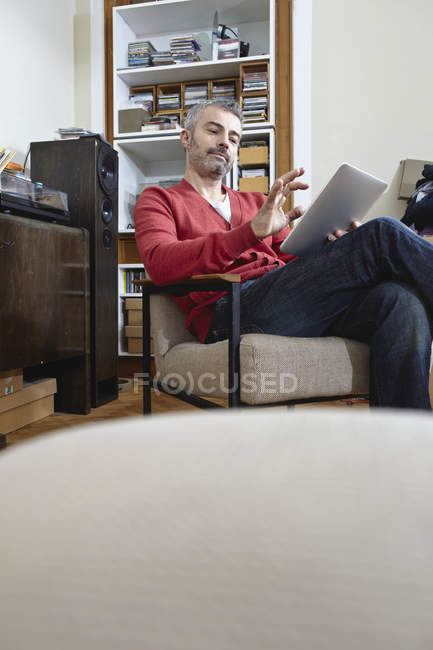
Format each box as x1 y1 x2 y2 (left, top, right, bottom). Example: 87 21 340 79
134 275 369 413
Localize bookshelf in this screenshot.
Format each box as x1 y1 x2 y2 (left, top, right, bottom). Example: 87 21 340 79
112 0 277 355
117 75 240 139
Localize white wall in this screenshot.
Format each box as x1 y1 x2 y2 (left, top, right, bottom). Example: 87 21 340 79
75 0 105 136
292 0 313 208
311 0 433 220
0 0 104 168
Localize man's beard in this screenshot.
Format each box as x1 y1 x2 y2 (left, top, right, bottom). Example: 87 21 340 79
188 136 233 179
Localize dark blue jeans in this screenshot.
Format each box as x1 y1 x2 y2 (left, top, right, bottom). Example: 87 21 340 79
206 217 433 409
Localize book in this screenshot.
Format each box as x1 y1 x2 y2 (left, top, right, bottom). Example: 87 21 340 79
128 40 156 67
0 148 16 174
55 127 96 140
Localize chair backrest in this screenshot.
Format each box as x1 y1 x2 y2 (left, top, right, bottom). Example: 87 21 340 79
150 294 196 360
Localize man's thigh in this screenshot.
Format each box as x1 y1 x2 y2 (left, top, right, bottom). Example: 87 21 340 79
236 253 362 338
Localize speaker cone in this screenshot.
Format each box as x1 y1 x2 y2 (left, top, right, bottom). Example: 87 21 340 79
101 197 113 224
97 146 117 195
102 228 113 248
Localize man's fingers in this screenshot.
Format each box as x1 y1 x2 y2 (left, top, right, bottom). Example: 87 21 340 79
267 168 309 207
287 205 305 223
283 180 309 197
331 221 361 239
266 178 284 204
279 167 306 184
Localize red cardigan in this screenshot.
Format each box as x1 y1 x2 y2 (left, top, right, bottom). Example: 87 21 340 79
134 179 296 342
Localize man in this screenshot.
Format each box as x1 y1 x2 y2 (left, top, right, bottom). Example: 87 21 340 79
134 99 433 409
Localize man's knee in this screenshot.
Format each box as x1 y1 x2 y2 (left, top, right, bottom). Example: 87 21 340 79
380 282 431 343
362 215 406 234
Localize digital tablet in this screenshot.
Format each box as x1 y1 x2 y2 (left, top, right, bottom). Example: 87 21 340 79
280 163 388 256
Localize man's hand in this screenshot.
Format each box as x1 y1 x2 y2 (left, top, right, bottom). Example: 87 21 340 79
251 168 309 240
327 220 361 242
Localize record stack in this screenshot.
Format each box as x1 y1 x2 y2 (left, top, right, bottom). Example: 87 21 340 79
216 39 240 60
242 96 268 123
211 81 237 101
129 88 154 113
242 70 268 92
151 50 175 66
128 41 156 67
141 116 179 132
157 90 180 111
170 36 201 64
55 127 96 140
184 83 208 107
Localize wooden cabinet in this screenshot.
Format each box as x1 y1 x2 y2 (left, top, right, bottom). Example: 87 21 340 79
0 213 91 414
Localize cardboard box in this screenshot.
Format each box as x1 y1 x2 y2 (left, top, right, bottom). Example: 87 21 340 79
125 325 142 338
118 238 141 264
124 297 143 325
126 338 154 355
124 320 153 355
118 108 150 134
239 176 269 193
238 146 269 166
124 298 142 310
0 378 57 434
127 309 142 326
127 338 143 355
0 369 23 397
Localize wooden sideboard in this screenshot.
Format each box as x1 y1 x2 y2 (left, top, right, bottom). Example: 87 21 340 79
0 213 91 414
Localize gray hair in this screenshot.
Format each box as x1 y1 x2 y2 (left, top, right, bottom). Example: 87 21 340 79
183 99 242 133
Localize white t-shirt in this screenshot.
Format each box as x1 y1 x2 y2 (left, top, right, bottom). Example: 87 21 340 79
209 192 232 224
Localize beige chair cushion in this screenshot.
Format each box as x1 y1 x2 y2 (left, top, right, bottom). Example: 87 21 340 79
151 295 369 405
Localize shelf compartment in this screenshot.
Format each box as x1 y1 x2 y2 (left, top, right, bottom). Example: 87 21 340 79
116 55 269 87
118 234 141 264
115 0 269 46
210 77 239 101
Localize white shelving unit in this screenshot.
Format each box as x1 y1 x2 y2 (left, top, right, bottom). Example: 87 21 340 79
118 263 144 355
113 0 276 355
115 135 186 233
232 129 275 192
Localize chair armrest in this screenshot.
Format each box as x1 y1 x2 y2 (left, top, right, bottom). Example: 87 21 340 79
133 274 241 294
135 274 242 409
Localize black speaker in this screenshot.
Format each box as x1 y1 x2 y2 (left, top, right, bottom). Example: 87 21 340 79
30 136 119 407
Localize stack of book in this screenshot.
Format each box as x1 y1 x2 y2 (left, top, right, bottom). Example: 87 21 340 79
123 269 146 294
242 97 268 123
141 116 178 132
211 82 236 101
151 51 175 66
157 91 180 111
130 89 154 112
243 70 268 92
184 84 208 107
128 41 156 67
170 36 201 64
55 128 96 140
0 148 16 173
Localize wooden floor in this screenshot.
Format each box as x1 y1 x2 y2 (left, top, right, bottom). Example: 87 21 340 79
4 384 369 449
